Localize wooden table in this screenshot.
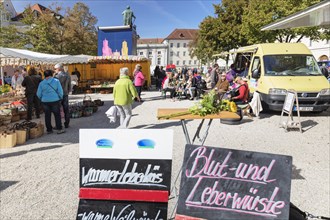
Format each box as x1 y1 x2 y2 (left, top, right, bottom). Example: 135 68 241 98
90 84 114 93
157 108 240 145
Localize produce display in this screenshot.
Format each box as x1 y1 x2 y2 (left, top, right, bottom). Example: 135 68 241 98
0 85 11 94
158 90 238 119
189 90 237 116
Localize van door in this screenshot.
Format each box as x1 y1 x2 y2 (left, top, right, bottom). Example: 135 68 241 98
249 56 261 92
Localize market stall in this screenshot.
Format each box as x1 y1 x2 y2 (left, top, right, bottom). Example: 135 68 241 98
67 56 151 93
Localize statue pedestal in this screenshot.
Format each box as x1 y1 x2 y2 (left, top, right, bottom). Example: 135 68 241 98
98 25 138 56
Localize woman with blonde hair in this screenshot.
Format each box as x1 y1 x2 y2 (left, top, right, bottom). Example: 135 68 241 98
133 64 145 102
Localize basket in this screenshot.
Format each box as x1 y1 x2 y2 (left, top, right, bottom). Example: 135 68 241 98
83 107 93 117
16 129 27 145
0 115 12 125
19 111 28 120
0 131 17 148
11 114 20 123
29 123 44 139
83 95 93 107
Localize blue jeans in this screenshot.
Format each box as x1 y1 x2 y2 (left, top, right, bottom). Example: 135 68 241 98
61 95 70 127
42 101 62 132
135 86 142 99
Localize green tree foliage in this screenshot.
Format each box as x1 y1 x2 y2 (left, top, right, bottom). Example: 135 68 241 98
1 2 97 55
0 25 25 48
192 0 249 62
241 0 323 44
63 2 97 55
193 0 328 62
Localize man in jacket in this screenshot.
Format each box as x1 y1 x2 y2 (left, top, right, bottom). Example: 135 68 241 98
22 67 42 120
113 67 140 128
54 63 71 128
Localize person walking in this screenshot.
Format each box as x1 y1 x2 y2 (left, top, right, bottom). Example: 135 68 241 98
22 67 42 120
37 70 65 134
210 63 219 88
54 63 71 128
133 64 145 102
113 67 140 129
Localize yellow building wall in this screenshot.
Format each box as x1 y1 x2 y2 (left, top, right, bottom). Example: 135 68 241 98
68 61 151 86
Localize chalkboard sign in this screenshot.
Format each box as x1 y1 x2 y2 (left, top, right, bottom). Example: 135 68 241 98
77 199 167 220
176 144 292 220
80 158 171 190
77 129 173 220
283 91 295 113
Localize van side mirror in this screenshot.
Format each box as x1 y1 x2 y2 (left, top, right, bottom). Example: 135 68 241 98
252 69 260 79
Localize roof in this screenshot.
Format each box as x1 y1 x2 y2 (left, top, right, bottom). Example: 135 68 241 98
11 3 63 21
137 38 164 44
0 47 92 65
261 0 330 30
165 29 198 40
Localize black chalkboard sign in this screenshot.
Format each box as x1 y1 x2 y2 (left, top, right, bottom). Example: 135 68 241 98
176 144 292 220
80 158 172 191
77 199 167 220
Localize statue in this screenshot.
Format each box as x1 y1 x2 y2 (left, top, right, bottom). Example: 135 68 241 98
122 5 136 26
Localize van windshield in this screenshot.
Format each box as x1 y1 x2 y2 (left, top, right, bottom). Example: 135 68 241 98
263 55 322 76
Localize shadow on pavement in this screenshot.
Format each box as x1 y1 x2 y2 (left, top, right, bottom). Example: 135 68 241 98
0 144 65 159
292 164 305 180
0 181 19 192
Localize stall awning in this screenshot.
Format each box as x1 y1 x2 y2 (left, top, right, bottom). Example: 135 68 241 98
213 46 258 57
261 0 330 30
0 47 92 65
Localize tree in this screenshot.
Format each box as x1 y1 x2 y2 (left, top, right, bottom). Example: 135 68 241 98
191 0 249 63
0 25 25 48
241 0 324 44
62 2 97 55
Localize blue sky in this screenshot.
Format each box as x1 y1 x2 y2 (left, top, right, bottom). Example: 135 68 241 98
11 0 220 38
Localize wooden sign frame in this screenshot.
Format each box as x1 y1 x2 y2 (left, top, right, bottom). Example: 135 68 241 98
280 90 302 133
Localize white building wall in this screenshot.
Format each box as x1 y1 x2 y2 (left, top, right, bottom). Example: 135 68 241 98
167 39 200 69
137 44 168 72
300 37 330 61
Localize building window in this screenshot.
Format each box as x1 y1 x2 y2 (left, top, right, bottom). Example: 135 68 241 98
158 51 161 54
170 52 174 57
139 52 143 55
194 60 197 65
157 57 161 65
326 39 329 45
177 51 179 56
183 51 186 56
170 60 173 64
189 60 192 65
176 60 180 65
183 43 187 48
170 43 173 48
183 60 186 65
148 51 152 55
309 39 312 47
177 43 180 48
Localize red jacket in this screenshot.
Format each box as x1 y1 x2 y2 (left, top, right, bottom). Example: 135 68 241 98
235 82 249 102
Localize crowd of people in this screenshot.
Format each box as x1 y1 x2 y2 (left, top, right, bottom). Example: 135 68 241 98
1 64 75 134
151 63 250 105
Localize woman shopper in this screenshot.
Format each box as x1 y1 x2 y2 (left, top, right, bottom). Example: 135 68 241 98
114 67 140 129
37 70 65 134
133 64 145 102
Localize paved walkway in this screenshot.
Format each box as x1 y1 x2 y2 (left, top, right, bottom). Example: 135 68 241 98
0 91 329 219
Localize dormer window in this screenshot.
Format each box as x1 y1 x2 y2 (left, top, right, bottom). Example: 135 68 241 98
179 33 184 38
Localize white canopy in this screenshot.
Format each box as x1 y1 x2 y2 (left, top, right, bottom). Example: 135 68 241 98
0 47 92 85
261 0 330 30
0 47 92 66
